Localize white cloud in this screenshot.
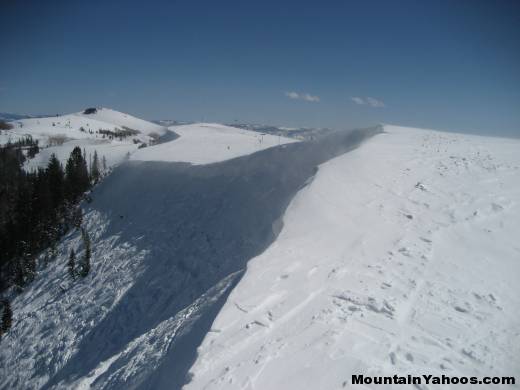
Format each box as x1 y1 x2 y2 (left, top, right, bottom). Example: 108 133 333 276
285 91 320 102
351 96 365 105
351 96 385 108
365 97 385 107
302 93 320 102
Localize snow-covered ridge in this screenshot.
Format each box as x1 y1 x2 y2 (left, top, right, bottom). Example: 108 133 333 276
186 125 520 389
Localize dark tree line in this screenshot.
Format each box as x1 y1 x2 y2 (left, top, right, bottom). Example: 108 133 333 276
0 144 99 294
97 127 139 141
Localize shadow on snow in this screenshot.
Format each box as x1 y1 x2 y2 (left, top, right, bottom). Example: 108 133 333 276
44 126 380 389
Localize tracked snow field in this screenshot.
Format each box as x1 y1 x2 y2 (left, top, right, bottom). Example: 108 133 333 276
186 125 520 390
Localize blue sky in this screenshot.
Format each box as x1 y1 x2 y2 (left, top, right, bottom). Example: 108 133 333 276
1 0 519 136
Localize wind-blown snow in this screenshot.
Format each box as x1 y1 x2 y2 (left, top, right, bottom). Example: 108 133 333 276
186 125 520 389
131 123 298 165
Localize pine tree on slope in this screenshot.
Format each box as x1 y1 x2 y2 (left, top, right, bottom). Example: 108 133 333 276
79 228 91 277
91 150 100 184
65 147 90 202
46 153 65 211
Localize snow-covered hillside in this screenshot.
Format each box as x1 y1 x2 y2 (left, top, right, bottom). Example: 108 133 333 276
0 122 371 390
0 108 168 171
186 125 520 389
131 123 297 165
76 108 166 137
1 109 298 170
1 122 518 390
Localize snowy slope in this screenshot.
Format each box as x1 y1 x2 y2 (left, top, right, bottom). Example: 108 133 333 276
76 108 166 136
25 139 137 173
0 122 370 389
1 108 168 171
2 122 518 390
131 123 298 165
1 114 109 144
3 111 297 171
186 125 520 389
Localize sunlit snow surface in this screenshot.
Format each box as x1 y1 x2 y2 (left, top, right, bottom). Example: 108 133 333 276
0 108 168 171
186 125 520 389
2 111 297 170
131 123 297 165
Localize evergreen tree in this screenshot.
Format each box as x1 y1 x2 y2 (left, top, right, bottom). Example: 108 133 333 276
79 228 91 277
102 155 107 174
1 299 12 333
46 154 65 211
91 150 100 184
27 142 39 159
68 249 76 279
31 168 53 243
65 147 90 202
72 207 83 229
